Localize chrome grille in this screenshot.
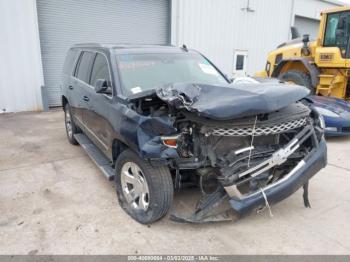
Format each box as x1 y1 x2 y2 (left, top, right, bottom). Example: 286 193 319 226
211 117 307 137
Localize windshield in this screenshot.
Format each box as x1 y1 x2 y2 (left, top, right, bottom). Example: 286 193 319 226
324 11 350 57
116 52 228 95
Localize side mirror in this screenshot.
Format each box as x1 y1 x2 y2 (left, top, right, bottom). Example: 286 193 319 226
95 79 109 94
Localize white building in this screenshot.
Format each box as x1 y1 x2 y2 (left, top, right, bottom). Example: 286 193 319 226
0 0 347 112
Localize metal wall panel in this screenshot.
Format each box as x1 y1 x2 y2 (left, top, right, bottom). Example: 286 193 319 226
294 15 320 39
172 0 340 77
172 0 293 77
294 0 340 20
0 0 44 113
36 0 170 106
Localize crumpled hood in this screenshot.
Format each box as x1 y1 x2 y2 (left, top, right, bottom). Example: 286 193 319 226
156 81 310 120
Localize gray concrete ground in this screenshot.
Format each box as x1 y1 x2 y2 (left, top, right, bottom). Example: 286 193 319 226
0 109 350 255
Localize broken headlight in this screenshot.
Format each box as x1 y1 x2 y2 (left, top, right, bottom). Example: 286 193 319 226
160 135 180 148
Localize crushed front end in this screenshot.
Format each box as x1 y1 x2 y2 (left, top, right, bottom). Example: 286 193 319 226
170 100 326 222
127 82 327 223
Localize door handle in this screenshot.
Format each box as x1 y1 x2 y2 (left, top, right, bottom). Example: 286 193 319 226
83 96 89 102
68 85 74 90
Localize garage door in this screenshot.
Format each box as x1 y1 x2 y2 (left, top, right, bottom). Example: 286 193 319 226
37 0 170 106
294 15 320 40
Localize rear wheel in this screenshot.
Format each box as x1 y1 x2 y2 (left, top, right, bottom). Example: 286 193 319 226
115 149 173 224
279 70 314 94
64 103 80 145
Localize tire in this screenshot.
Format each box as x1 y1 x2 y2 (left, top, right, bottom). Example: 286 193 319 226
279 70 315 94
64 103 80 145
115 149 174 224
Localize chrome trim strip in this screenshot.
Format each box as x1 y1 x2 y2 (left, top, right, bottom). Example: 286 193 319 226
211 117 307 137
160 135 180 140
237 137 300 179
235 146 255 155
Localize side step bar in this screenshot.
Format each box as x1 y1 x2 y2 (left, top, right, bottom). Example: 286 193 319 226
74 133 115 181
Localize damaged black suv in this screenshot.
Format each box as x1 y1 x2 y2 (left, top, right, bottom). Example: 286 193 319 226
62 44 327 224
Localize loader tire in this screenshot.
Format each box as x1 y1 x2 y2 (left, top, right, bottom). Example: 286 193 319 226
279 70 315 94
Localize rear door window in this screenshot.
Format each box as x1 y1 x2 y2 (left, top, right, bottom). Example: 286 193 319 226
75 51 95 83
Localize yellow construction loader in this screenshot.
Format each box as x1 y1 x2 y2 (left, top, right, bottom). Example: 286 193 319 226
256 6 350 99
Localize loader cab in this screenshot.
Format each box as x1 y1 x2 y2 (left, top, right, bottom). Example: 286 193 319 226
314 9 350 69
322 10 350 58
260 7 350 100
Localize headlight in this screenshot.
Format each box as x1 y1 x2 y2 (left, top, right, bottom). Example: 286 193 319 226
314 106 340 118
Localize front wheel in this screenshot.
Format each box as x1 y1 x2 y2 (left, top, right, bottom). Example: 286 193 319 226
115 149 174 224
279 70 315 94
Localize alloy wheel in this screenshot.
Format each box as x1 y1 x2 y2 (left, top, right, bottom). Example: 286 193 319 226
65 109 73 138
120 162 150 211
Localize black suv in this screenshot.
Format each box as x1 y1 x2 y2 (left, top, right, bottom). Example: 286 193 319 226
62 44 327 224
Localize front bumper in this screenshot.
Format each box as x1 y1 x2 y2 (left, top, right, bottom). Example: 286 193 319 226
228 138 327 215
324 127 350 136
325 130 350 137
323 116 350 136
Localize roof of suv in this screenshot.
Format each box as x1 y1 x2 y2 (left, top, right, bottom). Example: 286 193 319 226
72 43 190 54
